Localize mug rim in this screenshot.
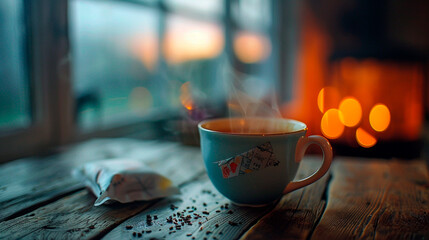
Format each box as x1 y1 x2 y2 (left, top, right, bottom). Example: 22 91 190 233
198 117 308 136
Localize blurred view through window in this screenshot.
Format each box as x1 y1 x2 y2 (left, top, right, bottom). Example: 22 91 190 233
0 0 276 160
0 0 31 131
71 1 163 130
71 0 234 130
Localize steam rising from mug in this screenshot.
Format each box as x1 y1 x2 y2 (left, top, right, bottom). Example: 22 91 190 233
220 60 283 133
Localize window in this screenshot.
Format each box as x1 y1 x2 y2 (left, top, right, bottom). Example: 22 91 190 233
70 0 231 131
71 0 163 130
0 0 31 131
0 0 54 161
0 0 286 162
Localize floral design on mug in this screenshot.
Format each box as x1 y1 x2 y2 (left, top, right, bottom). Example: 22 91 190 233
217 142 279 179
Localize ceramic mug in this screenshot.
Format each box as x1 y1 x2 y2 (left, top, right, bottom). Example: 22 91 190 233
198 117 333 206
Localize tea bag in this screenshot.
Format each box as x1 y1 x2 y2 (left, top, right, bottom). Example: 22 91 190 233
73 158 180 206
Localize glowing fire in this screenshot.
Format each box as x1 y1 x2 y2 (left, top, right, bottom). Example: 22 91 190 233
233 31 271 64
331 58 423 142
316 84 395 147
318 87 394 147
180 82 194 110
282 4 423 150
163 15 224 64
313 55 422 148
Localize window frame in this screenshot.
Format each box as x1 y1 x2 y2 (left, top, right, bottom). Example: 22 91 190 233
0 0 59 162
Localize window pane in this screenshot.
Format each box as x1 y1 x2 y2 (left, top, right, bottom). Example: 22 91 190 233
165 0 223 18
0 0 31 130
70 0 161 130
232 0 271 30
229 0 275 100
231 0 272 65
162 14 226 119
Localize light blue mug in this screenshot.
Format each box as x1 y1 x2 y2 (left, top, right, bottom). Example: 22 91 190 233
198 117 332 206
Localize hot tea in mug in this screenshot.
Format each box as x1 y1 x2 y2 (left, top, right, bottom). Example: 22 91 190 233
198 117 332 206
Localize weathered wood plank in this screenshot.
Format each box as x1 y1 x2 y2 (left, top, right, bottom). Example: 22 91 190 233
0 141 204 239
240 158 330 240
0 139 178 221
312 159 429 240
0 155 83 221
103 174 275 240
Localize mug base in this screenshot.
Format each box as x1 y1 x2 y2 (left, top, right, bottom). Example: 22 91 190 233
230 199 279 208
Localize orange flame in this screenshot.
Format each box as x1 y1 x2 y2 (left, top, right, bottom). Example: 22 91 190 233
284 3 424 149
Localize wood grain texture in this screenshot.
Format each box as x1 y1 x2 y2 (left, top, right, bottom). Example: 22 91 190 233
0 141 204 239
0 139 178 221
0 155 83 221
240 158 330 240
312 159 429 240
103 174 275 240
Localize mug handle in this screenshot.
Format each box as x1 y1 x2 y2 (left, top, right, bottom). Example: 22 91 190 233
283 135 333 194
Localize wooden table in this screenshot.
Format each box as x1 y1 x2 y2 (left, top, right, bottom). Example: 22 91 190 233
1 139 428 239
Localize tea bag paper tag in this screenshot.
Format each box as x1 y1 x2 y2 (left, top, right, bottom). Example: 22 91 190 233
217 142 279 179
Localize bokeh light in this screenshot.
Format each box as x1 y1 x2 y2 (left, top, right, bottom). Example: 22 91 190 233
163 16 224 64
356 128 377 148
233 31 271 64
317 87 341 113
339 97 362 127
317 88 325 113
369 104 390 132
321 109 344 139
129 87 153 114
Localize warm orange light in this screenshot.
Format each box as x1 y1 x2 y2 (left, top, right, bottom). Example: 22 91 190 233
180 82 194 110
129 87 153 114
163 16 224 64
339 97 362 127
317 87 341 113
356 128 377 148
369 104 390 132
130 34 159 71
321 109 344 139
317 88 325 113
233 31 271 64
339 57 358 81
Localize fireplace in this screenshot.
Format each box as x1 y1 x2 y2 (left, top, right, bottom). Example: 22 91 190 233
281 0 429 158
